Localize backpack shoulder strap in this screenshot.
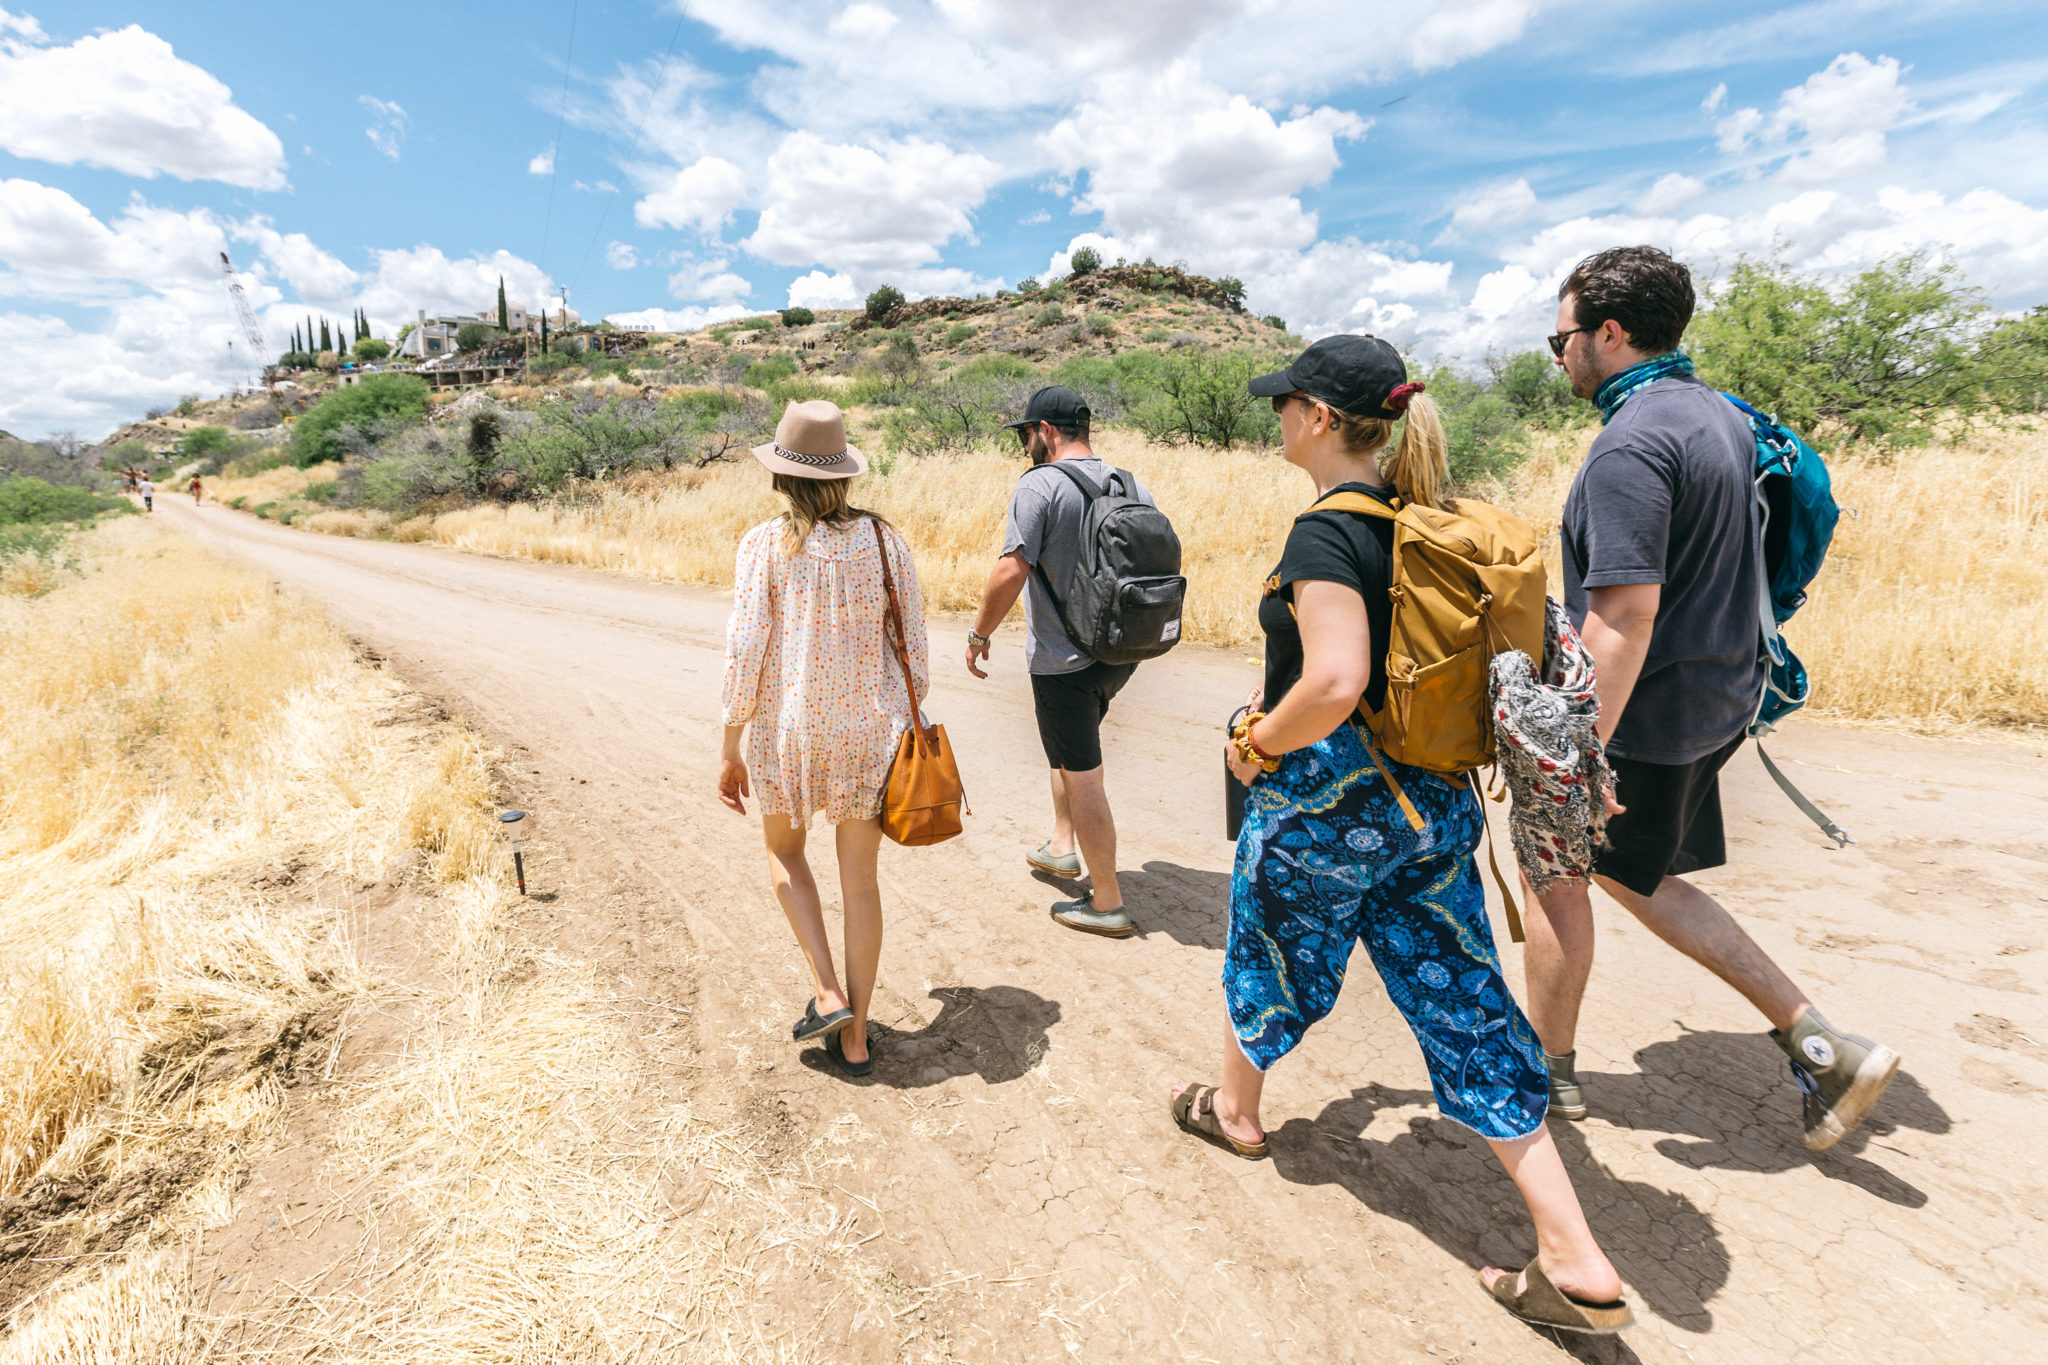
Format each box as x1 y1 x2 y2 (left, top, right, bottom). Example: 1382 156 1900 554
1034 459 1109 502
1301 490 1399 523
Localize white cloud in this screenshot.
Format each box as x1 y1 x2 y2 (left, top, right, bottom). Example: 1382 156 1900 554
528 147 555 175
1451 178 1540 231
359 96 407 159
742 132 1000 280
1042 60 1365 278
605 241 638 270
603 303 750 332
634 155 748 233
667 258 752 300
786 270 860 309
828 3 899 39
1019 209 1050 225
1635 172 1705 216
0 18 286 189
1716 53 1914 185
1703 82 1727 113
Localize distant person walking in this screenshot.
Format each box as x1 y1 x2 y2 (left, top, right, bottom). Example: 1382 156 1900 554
138 476 154 512
1527 245 1897 1149
718 400 929 1078
966 386 1161 939
1167 337 1631 1336
189 475 204 505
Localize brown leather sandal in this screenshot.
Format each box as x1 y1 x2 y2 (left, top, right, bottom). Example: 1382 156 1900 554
1484 1260 1634 1335
1169 1083 1269 1159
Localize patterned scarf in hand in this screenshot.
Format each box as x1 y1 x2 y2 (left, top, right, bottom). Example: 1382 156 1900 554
1593 350 1694 424
1489 600 1614 890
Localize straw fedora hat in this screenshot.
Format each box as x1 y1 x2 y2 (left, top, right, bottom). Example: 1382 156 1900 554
751 400 866 479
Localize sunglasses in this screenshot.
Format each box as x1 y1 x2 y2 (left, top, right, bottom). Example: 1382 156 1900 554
1547 324 1599 357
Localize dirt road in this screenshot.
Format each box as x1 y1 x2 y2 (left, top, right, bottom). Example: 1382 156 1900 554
159 497 2048 1363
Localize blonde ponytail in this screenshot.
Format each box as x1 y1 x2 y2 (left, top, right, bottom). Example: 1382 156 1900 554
1380 391 1449 511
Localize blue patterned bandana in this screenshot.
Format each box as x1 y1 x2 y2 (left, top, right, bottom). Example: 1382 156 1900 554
1593 351 1694 424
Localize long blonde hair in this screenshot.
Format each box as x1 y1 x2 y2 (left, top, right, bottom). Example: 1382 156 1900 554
772 473 888 554
1322 392 1451 511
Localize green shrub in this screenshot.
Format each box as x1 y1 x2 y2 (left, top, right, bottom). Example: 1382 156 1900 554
1262 314 1287 330
1033 303 1068 329
302 480 339 502
1486 350 1576 425
0 476 126 524
290 373 429 467
745 355 798 386
252 501 277 520
738 316 775 331
866 284 906 321
1086 314 1116 338
176 425 240 463
454 322 499 351
1142 327 1172 344
354 337 391 361
1017 278 1042 295
0 522 69 570
780 306 816 327
1068 246 1102 276
1422 365 1532 488
944 322 975 346
1133 349 1283 449
1042 280 1069 302
528 352 572 378
501 395 714 491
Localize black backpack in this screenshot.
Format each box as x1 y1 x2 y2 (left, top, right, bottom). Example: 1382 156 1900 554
1030 462 1186 665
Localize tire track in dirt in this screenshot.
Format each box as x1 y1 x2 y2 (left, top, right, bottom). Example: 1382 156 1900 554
159 498 2048 1363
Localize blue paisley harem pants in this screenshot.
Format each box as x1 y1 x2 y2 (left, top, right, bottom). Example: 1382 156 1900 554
1225 723 1549 1140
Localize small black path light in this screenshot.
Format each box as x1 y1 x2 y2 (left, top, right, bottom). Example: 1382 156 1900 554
499 810 528 894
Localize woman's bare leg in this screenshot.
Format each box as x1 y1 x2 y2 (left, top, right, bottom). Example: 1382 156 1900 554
1481 1126 1623 1304
763 813 846 1016
834 817 884 1064
1166 1022 1268 1145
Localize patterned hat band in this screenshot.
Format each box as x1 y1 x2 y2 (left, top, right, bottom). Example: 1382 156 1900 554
773 441 851 466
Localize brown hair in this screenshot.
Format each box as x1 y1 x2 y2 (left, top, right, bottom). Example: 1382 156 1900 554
772 472 886 554
1559 245 1695 354
1313 392 1451 511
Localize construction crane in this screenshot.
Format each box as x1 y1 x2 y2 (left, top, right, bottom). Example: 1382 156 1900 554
218 250 272 390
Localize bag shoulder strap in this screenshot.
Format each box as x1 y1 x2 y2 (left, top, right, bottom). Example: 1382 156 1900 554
871 518 933 758
1033 458 1112 503
1301 489 1399 523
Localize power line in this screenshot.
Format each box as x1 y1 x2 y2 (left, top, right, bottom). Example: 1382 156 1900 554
537 0 582 277
569 10 687 299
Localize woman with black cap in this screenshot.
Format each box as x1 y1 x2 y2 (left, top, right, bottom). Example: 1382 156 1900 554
1165 337 1633 1336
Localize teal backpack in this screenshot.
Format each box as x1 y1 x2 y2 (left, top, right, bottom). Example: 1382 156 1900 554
1723 394 1852 846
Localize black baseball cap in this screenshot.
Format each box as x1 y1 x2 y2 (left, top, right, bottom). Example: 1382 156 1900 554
1003 384 1091 430
1247 335 1413 419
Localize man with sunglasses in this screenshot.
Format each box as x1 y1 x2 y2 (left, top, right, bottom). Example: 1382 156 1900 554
1529 245 1898 1152
964 385 1158 939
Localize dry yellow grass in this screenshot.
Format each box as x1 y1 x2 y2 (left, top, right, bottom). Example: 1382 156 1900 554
415 423 2048 732
2 520 947 1362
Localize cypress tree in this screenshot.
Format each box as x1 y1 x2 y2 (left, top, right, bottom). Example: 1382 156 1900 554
497 277 509 332
319 318 331 352
541 315 549 353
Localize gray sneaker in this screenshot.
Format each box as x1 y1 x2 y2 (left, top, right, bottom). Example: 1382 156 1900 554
1027 841 1082 878
1051 892 1133 938
1544 1051 1587 1120
1773 1009 1900 1151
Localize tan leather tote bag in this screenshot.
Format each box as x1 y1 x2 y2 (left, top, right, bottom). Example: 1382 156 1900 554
872 519 966 846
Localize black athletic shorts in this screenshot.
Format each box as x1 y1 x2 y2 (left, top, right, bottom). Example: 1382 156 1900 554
1593 732 1747 898
1030 660 1136 772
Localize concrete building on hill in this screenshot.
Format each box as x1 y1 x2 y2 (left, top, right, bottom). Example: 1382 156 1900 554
401 299 582 358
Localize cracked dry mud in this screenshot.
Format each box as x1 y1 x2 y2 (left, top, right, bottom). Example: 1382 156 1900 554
162 498 2048 1363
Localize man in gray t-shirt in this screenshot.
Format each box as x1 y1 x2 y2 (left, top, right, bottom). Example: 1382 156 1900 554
966 386 1150 940
1524 245 1898 1156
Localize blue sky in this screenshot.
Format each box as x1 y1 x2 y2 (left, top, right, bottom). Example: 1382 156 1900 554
2 0 2044 437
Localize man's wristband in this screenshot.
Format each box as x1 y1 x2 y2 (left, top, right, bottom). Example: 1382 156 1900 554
967 628 991 649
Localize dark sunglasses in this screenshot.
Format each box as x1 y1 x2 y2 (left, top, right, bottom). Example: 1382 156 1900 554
1547 325 1599 357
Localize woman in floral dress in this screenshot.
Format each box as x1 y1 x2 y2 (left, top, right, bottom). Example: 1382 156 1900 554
718 401 928 1077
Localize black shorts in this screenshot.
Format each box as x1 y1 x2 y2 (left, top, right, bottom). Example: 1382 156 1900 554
1593 732 1747 898
1030 660 1136 772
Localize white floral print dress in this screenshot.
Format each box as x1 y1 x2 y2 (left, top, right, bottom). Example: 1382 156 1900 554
721 516 930 825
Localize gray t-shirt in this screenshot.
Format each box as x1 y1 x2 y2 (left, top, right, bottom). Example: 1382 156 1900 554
1561 374 1764 764
1001 455 1156 675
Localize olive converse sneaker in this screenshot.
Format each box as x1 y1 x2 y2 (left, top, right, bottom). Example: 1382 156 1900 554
1772 1009 1900 1151
1544 1050 1587 1121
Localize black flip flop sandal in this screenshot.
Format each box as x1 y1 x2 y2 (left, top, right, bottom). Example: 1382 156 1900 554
792 999 854 1042
1484 1261 1634 1335
1170 1083 1269 1159
823 1027 874 1077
